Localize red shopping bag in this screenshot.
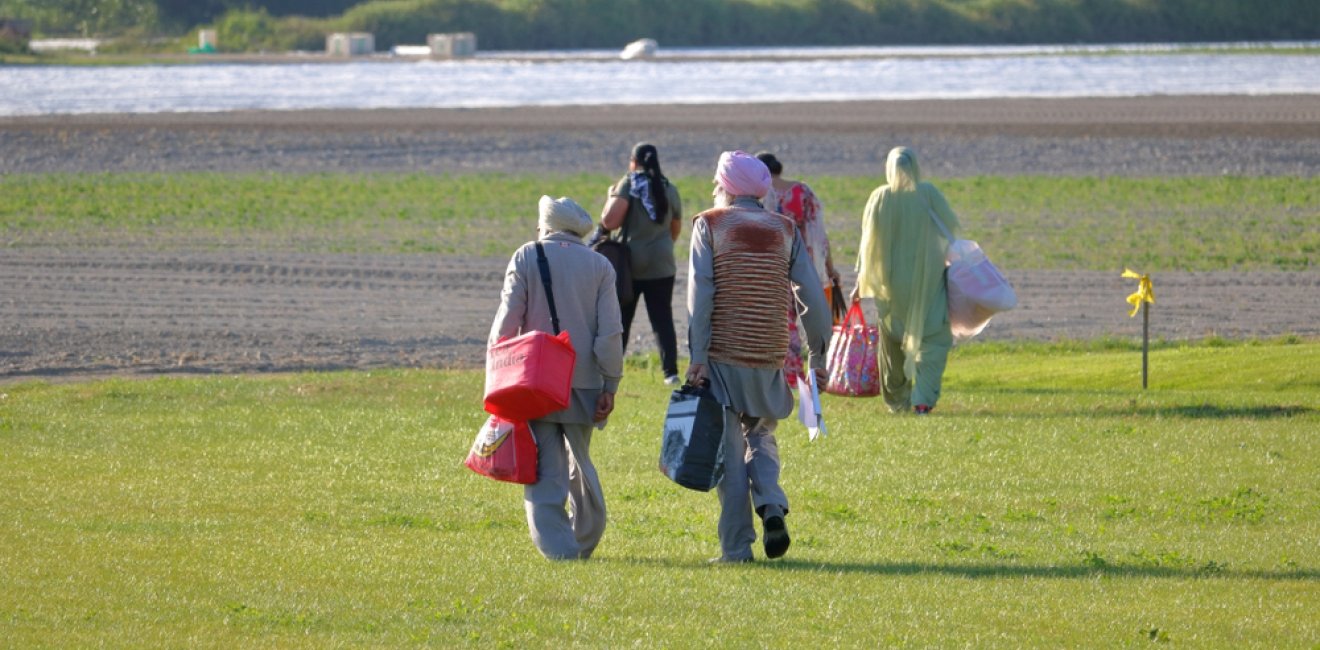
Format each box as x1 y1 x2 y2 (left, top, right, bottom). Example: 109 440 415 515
465 415 538 484
484 330 575 421
825 301 880 397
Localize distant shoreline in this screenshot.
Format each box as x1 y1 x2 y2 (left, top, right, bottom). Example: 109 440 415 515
3 95 1317 179
10 39 1320 67
5 95 1319 140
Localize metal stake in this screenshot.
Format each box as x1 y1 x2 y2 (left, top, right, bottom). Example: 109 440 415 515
1142 300 1150 390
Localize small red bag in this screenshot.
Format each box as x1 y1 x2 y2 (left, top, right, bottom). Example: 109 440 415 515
465 415 538 484
484 330 576 421
825 301 881 397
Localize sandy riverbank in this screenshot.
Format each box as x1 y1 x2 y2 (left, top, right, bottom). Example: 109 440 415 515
4 95 1319 176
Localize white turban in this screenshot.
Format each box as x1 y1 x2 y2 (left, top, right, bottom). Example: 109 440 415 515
537 195 592 238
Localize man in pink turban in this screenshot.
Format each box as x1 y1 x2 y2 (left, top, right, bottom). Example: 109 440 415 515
713 150 772 202
684 151 833 562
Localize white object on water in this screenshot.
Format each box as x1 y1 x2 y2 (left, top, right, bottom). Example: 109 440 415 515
29 38 101 53
620 38 657 60
391 45 431 57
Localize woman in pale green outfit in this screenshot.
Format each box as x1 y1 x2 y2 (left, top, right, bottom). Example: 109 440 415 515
852 147 961 414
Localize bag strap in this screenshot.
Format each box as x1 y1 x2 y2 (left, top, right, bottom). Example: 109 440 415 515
534 242 561 335
844 300 866 327
922 189 954 243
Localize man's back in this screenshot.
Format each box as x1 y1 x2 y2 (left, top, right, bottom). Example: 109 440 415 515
694 203 796 369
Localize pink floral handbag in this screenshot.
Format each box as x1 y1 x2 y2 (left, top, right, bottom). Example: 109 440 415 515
825 301 881 397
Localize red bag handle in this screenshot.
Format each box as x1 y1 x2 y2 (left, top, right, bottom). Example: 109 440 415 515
842 301 867 328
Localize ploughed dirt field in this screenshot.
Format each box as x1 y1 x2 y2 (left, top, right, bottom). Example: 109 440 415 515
3 96 1318 381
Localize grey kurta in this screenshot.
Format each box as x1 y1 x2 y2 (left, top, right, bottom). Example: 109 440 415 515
489 231 625 421
487 230 624 560
687 198 833 419
686 197 835 561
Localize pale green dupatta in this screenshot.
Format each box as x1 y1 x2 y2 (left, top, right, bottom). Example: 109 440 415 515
856 182 960 378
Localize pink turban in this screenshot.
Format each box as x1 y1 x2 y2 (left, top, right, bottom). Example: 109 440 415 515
713 150 771 198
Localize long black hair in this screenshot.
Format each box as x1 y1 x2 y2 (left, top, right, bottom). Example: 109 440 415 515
631 142 670 218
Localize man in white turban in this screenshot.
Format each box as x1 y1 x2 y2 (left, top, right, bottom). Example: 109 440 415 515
686 153 833 562
538 195 594 238
489 195 624 560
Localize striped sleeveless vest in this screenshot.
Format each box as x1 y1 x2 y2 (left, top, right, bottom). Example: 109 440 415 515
696 205 796 369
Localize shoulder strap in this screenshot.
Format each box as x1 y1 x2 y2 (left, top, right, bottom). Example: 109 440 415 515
922 188 954 242
534 242 561 335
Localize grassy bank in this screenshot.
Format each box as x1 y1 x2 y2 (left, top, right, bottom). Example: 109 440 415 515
3 173 1316 271
1 340 1316 646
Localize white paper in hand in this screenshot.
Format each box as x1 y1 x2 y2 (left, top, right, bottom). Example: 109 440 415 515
797 371 827 441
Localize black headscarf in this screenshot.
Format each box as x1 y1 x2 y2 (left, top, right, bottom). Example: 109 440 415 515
628 142 670 222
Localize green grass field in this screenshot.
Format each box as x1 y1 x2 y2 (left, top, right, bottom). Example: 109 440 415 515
2 341 1317 647
3 170 1317 645
3 173 1316 270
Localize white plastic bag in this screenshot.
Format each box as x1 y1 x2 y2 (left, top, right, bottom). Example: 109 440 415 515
945 239 1017 339
796 370 827 441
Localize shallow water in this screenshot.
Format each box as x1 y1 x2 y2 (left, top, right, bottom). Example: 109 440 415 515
4 42 1319 116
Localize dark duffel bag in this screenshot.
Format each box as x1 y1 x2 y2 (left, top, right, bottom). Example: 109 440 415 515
658 383 726 492
588 225 634 305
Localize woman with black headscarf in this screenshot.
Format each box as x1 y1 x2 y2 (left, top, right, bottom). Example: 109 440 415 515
599 142 684 384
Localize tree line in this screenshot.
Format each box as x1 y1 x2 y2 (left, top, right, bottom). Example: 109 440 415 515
3 0 1317 51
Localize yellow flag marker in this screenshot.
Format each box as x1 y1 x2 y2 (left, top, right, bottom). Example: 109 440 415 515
1122 268 1155 317
1122 268 1155 388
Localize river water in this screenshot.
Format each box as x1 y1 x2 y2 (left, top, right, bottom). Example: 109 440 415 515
3 42 1318 116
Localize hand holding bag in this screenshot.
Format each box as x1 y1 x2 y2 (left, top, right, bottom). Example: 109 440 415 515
483 242 577 421
658 383 726 491
464 415 538 484
925 202 1017 340
824 301 881 397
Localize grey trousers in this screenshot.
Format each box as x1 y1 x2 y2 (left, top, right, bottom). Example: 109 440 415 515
524 421 606 560
715 410 789 561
